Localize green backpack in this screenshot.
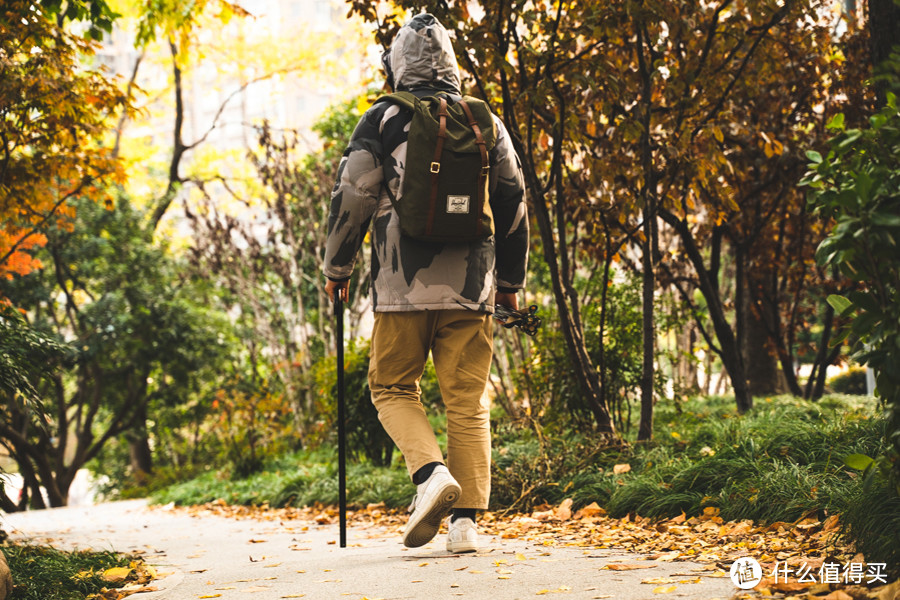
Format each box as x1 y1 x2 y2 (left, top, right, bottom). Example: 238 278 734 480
376 91 497 243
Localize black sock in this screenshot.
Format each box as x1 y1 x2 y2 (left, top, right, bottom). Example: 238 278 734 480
451 508 477 523
412 461 443 485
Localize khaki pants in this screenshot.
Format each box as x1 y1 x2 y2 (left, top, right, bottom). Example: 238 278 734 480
369 310 493 509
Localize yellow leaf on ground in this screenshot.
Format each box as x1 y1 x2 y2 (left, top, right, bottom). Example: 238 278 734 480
199 596 222 599
652 585 677 594
605 564 656 571
102 567 133 583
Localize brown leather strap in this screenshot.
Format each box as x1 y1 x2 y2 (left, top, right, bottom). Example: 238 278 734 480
427 97 448 237
459 100 490 236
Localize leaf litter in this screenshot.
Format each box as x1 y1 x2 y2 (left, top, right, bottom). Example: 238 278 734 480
159 499 898 599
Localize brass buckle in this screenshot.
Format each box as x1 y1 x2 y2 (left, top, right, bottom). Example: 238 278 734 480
430 162 441 174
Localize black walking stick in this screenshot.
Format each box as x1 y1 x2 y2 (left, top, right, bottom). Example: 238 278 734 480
335 293 347 547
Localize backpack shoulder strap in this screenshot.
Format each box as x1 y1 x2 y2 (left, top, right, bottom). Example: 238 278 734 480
373 91 419 111
372 92 421 212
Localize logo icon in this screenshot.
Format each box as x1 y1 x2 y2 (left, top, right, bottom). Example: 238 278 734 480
447 195 470 214
730 557 763 589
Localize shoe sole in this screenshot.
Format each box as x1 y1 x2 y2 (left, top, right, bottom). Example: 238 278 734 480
446 540 478 554
403 482 461 548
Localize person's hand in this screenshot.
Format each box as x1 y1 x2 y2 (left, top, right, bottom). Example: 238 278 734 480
325 278 349 303
495 291 519 311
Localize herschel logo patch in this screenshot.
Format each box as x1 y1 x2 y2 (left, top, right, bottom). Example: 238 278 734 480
447 195 470 214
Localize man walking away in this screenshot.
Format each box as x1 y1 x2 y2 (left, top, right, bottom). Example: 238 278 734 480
323 13 528 553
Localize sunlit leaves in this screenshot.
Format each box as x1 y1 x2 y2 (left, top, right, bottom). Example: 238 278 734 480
0 0 127 289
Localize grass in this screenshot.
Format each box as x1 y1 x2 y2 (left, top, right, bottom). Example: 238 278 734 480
154 394 884 521
1 544 133 600
153 448 415 509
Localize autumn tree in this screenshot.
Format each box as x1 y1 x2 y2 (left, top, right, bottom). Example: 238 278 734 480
349 0 867 425
0 0 126 288
184 97 368 447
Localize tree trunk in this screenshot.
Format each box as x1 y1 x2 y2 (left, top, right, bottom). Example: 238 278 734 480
742 282 785 397
637 10 658 442
530 188 617 434
129 436 154 484
660 209 754 412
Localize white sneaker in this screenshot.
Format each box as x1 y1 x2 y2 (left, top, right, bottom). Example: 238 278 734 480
402 465 461 548
446 516 478 553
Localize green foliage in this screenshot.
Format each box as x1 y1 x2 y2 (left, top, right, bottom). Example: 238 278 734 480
153 448 414 509
1 544 132 600
492 395 884 522
311 339 392 467
153 394 890 549
310 338 443 467
1 197 233 506
37 0 119 40
841 480 900 579
525 271 665 433
804 53 900 489
0 305 70 407
828 366 869 396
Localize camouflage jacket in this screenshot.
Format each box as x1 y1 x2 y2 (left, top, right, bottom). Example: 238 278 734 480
323 14 528 313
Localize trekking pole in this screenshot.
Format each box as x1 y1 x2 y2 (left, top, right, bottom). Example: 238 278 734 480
335 293 347 548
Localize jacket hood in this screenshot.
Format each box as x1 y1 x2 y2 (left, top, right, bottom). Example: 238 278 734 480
388 14 461 94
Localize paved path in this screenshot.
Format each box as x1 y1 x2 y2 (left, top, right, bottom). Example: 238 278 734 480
1 500 738 600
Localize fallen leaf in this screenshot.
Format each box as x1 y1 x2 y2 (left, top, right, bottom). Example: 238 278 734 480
103 567 133 583
555 498 573 520
652 585 677 594
868 581 900 600
198 596 222 599
605 564 656 571
613 464 631 474
575 502 606 519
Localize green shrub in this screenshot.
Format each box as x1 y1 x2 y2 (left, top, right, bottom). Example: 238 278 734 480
841 480 900 579
828 367 868 395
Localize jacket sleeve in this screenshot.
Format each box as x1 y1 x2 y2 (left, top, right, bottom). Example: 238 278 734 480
489 117 529 292
323 109 384 281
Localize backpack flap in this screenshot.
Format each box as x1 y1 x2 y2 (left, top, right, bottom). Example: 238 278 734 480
376 92 497 243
